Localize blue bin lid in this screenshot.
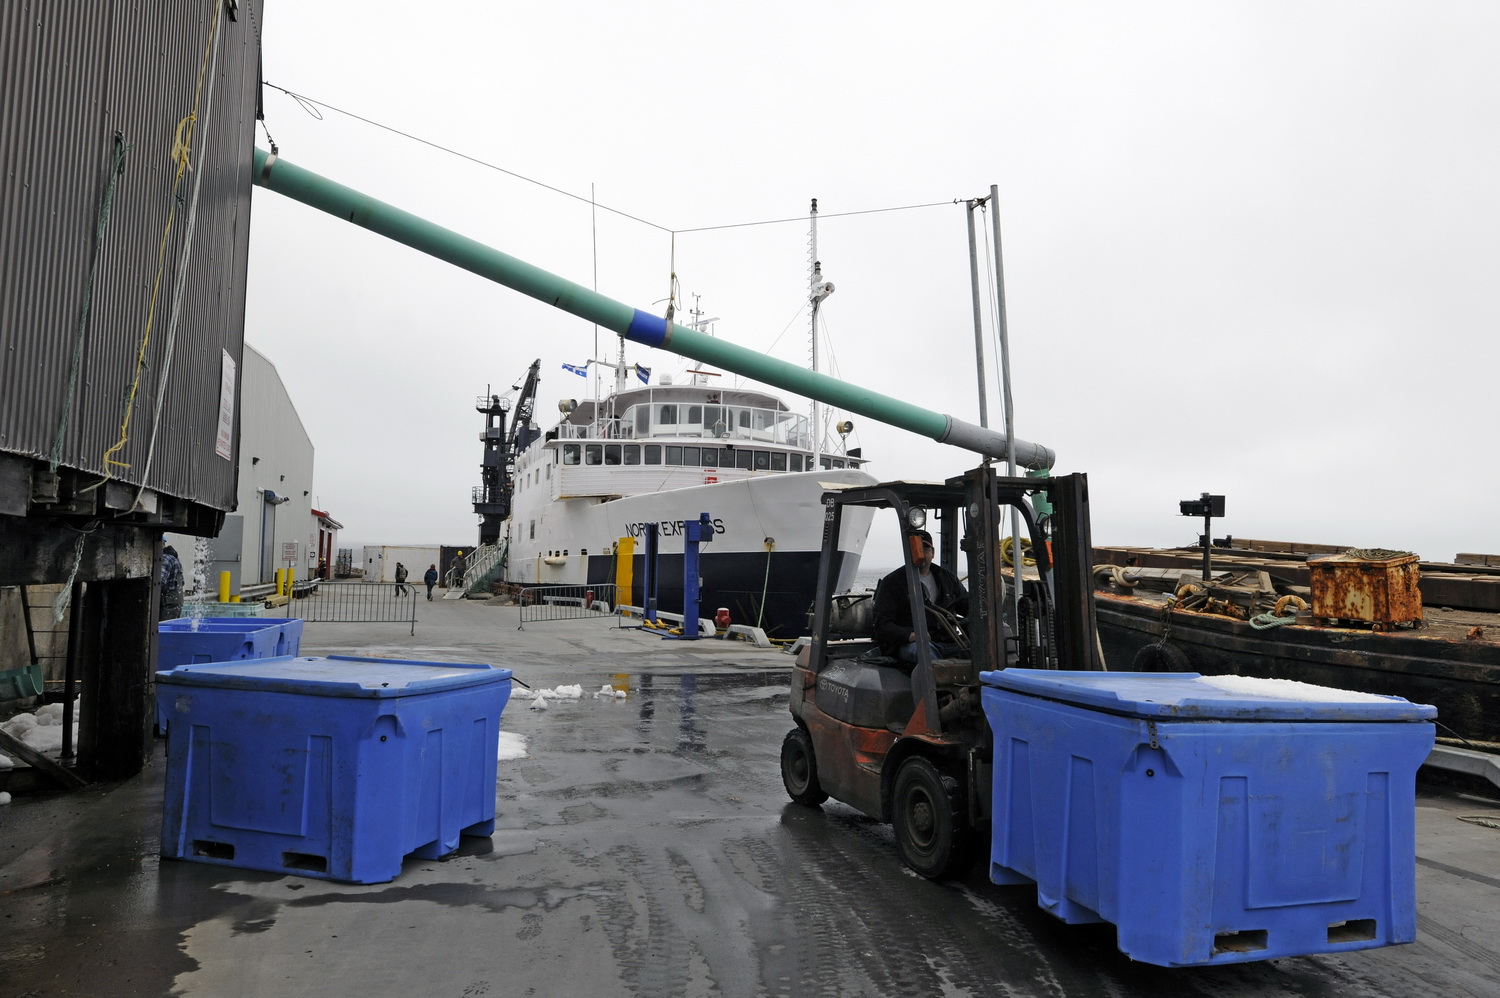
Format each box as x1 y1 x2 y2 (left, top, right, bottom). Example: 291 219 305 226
156 655 513 698
159 619 284 632
978 670 1436 721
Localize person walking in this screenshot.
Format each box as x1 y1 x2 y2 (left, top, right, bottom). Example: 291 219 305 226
424 564 439 601
160 543 185 620
393 562 409 597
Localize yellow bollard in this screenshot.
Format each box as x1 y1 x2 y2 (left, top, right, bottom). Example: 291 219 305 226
614 536 634 606
218 571 231 603
230 595 241 603
275 568 285 597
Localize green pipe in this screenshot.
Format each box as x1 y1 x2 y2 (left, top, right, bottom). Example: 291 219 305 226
252 148 1054 469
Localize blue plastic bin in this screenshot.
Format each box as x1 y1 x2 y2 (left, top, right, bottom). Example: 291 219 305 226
158 617 304 667
979 670 1436 967
156 655 513 884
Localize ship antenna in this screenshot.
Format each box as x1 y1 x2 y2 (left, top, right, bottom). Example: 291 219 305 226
808 198 835 466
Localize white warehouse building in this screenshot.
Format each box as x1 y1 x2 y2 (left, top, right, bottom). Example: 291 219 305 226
168 345 330 595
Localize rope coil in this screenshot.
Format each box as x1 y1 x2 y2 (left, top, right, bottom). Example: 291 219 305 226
1250 595 1308 630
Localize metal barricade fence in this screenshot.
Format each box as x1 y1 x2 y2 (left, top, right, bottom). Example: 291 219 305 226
517 583 620 630
283 582 419 635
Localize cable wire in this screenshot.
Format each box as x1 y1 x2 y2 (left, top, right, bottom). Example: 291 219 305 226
262 83 960 237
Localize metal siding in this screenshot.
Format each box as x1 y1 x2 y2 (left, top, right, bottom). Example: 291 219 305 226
0 0 260 510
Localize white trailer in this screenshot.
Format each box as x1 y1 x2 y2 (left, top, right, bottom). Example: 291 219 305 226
361 545 443 583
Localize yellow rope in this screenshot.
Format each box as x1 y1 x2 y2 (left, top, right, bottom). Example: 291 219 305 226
88 0 222 491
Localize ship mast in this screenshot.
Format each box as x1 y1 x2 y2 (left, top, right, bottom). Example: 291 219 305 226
808 198 835 467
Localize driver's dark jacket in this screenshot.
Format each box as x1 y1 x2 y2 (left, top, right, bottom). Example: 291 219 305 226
872 563 969 656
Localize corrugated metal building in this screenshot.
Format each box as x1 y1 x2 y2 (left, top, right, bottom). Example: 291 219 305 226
0 1 262 779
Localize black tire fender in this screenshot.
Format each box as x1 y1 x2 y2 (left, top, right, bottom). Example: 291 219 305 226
1131 641 1190 673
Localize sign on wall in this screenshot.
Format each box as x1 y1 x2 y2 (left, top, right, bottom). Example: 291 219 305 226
216 350 236 460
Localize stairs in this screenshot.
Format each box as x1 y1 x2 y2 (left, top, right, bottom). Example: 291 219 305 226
444 540 508 598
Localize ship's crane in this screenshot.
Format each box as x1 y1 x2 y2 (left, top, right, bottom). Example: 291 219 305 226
472 359 540 546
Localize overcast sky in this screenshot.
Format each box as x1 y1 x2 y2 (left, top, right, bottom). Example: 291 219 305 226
245 2 1499 567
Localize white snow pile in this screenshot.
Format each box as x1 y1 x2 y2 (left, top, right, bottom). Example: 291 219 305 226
1 700 82 758
496 730 528 761
525 682 624 710
0 752 13 770
0 791 11 806
525 684 587 710
1193 675 1400 704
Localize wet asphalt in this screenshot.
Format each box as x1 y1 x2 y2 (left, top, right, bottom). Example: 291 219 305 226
2 593 1499 997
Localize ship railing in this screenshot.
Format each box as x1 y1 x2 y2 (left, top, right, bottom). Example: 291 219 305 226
549 405 813 450
517 584 622 630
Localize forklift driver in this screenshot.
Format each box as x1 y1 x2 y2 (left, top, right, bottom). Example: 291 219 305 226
872 529 970 666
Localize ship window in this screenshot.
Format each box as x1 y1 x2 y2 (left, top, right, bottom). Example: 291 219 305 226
604 444 621 465
623 444 640 465
546 465 551 479
738 410 750 429
659 404 677 424
820 457 831 470
682 446 700 465
790 454 803 472
832 458 845 469
754 450 770 470
529 521 535 540
703 406 722 429
665 445 682 465
700 447 718 467
585 444 603 465
736 449 754 470
635 407 651 434
644 444 661 465
562 444 580 465
771 452 787 471
687 405 701 424
755 410 771 430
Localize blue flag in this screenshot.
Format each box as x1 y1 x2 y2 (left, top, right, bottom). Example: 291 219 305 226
562 362 588 378
635 363 650 384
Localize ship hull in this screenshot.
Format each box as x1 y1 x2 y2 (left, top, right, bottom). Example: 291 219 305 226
505 469 876 638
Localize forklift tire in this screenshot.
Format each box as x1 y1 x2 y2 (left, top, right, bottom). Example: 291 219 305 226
781 728 829 807
892 756 970 880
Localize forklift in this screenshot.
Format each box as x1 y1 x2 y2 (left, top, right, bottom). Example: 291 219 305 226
781 466 1102 878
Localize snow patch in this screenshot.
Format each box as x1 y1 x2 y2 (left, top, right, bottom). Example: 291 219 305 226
1 700 81 758
1193 674 1400 703
496 730 527 761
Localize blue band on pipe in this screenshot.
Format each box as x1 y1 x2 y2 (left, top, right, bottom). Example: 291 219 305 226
626 310 668 347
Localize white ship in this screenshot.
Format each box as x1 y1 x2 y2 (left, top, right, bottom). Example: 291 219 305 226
498 359 876 637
